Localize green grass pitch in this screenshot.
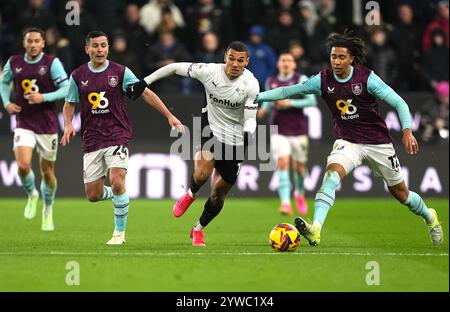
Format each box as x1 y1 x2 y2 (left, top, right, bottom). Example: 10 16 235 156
0 198 448 292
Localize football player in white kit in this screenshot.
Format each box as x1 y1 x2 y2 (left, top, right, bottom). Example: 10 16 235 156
127 42 260 246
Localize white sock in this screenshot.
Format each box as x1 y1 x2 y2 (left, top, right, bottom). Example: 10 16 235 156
44 205 53 217
31 189 39 199
194 222 203 231
188 189 197 198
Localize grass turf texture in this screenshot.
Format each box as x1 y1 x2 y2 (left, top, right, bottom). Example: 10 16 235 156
0 198 448 292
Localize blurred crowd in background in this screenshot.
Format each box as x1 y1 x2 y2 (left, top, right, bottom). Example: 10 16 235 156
0 0 448 142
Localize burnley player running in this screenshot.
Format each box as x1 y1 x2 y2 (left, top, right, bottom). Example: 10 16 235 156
256 31 444 246
61 31 183 245
258 52 317 216
127 42 259 246
0 28 69 231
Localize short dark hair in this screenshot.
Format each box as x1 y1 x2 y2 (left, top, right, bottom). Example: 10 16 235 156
279 50 294 57
226 41 248 54
23 27 45 39
326 30 367 65
85 31 109 45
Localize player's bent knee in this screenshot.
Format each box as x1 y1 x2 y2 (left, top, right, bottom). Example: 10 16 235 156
194 170 212 184
17 163 31 176
86 193 101 202
41 167 55 182
110 174 126 195
277 157 289 170
295 162 306 174
111 183 125 195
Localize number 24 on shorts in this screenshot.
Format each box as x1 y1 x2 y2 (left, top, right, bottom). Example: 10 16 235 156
113 145 128 160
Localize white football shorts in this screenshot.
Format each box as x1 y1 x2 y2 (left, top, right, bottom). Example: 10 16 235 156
270 134 309 163
83 145 129 184
327 139 404 187
13 128 58 162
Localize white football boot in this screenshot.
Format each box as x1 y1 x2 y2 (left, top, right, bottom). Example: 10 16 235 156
106 231 126 245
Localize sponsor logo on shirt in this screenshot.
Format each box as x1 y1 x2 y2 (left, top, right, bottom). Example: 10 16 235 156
21 79 39 98
336 99 360 120
209 94 241 109
88 91 110 114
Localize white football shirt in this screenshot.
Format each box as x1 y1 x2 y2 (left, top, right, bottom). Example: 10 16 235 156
187 63 259 146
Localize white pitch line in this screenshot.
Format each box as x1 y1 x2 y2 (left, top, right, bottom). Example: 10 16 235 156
0 251 448 257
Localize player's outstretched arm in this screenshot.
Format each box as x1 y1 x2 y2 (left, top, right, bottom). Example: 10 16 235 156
141 88 184 133
60 102 76 146
256 73 321 103
126 63 193 101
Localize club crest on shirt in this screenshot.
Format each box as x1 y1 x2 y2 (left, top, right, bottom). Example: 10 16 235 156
38 65 48 76
108 76 119 88
351 83 363 95
235 87 245 95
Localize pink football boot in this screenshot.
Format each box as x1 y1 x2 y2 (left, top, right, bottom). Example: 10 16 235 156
294 191 308 216
173 192 196 217
190 228 206 246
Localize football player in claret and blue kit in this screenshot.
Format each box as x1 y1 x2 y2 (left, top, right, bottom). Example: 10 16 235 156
256 31 444 247
61 31 183 245
0 27 69 231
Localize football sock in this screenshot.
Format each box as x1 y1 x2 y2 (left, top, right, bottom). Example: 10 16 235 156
40 180 57 216
189 174 201 195
194 222 203 231
313 171 340 226
277 170 291 204
113 193 129 232
20 170 36 197
403 191 432 224
199 197 223 227
101 186 113 201
294 171 305 196
313 221 322 233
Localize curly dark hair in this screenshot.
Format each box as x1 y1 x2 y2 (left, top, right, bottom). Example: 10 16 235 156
326 30 367 65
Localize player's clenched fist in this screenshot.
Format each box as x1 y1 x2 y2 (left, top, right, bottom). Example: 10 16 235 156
60 123 76 146
168 115 185 134
5 103 22 114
